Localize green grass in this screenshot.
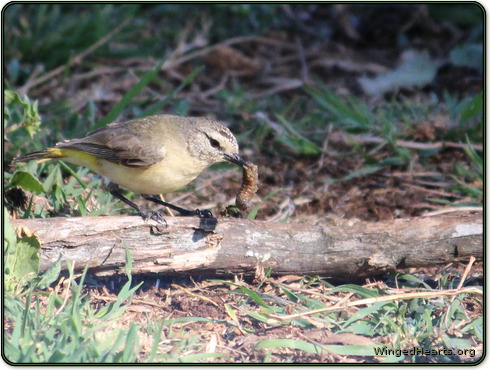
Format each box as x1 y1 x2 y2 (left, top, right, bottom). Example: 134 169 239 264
4 240 142 363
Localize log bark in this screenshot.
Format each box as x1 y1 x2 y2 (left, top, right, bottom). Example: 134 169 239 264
10 213 482 279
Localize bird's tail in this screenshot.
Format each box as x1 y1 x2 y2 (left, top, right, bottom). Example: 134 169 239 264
13 148 63 163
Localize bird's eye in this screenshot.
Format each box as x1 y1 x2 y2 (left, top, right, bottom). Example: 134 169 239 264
209 138 221 149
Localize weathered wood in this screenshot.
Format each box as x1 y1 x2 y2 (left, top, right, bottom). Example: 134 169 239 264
10 213 482 278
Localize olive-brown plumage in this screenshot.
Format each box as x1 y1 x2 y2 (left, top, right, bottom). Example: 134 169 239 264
14 114 246 217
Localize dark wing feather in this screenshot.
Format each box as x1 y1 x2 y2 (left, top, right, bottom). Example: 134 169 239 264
56 122 165 167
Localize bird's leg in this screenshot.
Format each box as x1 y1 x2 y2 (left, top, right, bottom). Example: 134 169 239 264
142 195 213 218
108 187 166 224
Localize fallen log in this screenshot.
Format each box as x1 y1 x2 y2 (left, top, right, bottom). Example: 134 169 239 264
10 213 482 278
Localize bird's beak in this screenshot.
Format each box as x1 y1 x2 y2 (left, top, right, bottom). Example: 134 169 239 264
224 153 247 168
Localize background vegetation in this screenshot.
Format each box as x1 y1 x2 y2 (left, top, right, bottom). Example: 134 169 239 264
3 3 483 364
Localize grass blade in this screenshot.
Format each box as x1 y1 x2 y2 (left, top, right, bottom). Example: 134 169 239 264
95 59 166 129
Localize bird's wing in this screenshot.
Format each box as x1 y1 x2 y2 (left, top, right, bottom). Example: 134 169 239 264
56 121 165 167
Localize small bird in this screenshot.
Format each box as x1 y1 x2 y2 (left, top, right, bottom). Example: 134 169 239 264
13 114 247 219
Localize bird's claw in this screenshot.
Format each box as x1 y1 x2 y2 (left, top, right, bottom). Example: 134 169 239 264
195 209 213 218
141 210 167 226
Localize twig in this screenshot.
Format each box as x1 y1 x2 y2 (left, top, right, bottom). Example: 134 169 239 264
268 287 482 321
402 183 458 198
16 65 44 91
92 294 169 309
328 132 483 152
73 67 127 81
249 78 304 98
55 260 77 315
422 206 483 217
162 36 295 72
456 256 476 291
18 18 131 95
171 283 219 307
295 36 309 81
444 256 477 325
199 75 229 99
159 194 175 217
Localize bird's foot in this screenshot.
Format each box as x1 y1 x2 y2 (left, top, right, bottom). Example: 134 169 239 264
195 209 213 218
173 207 213 218
140 210 168 226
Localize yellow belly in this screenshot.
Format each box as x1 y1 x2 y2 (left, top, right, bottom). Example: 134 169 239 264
97 158 203 194
52 147 209 195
